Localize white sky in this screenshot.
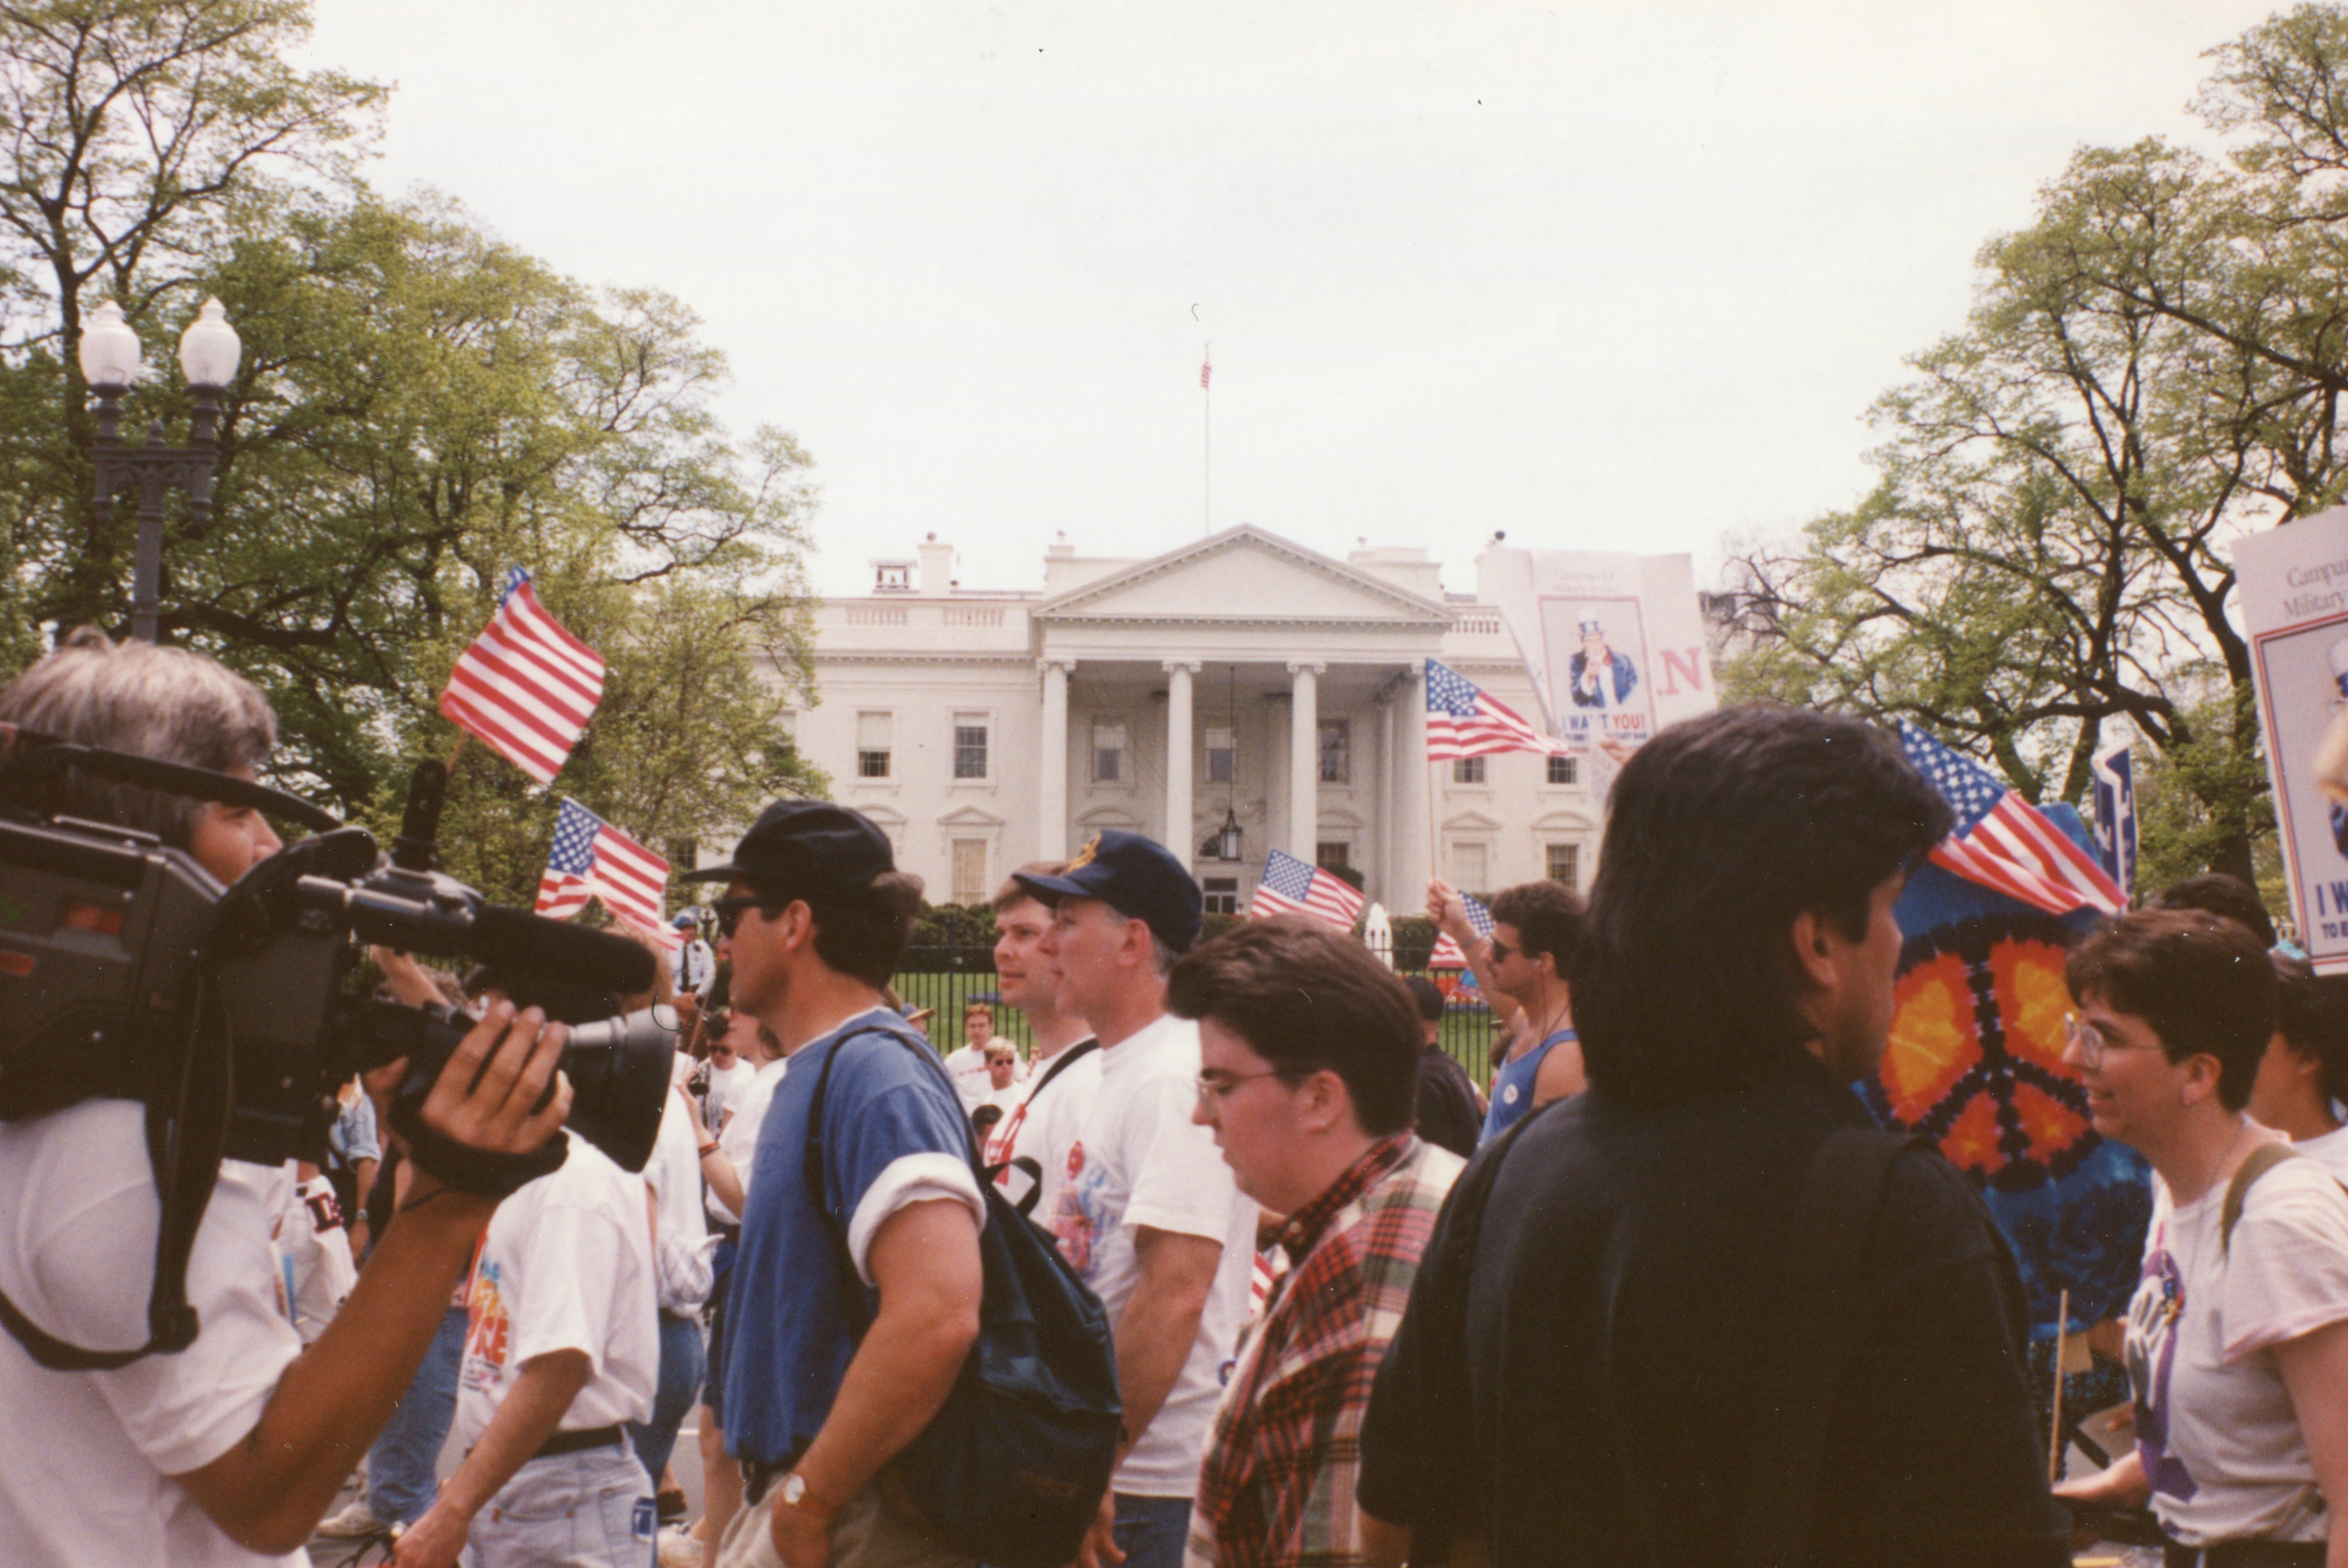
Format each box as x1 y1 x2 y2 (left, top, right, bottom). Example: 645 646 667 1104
301 0 2278 599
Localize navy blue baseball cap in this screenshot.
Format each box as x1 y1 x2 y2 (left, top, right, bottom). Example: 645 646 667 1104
681 800 896 897
1014 830 1203 954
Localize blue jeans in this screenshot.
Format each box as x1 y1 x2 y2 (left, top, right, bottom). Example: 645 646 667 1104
628 1311 705 1484
368 1303 468 1526
458 1442 654 1568
1111 1493 1191 1568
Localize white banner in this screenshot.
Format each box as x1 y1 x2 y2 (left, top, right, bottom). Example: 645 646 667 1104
1476 547 1717 769
2233 506 2348 971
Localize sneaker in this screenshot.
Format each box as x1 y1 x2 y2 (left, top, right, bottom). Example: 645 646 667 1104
315 1497 386 1539
656 1524 705 1568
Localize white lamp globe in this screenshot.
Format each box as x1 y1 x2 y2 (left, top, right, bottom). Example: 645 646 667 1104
77 301 142 390
177 298 241 389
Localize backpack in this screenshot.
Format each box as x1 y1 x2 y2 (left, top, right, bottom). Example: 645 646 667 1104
803 1022 1122 1568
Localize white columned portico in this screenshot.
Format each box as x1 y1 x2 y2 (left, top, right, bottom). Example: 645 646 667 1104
1163 660 1199 871
1394 662 1429 898
1288 661 1324 861
1038 657 1074 859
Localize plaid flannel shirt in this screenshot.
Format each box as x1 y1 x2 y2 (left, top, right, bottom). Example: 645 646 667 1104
1186 1132 1465 1568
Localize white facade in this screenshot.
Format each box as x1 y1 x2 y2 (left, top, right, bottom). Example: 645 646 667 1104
780 525 1597 911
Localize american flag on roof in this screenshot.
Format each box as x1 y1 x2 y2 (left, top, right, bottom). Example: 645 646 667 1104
536 797 671 940
1425 658 1565 761
1249 848 1365 930
1895 722 2126 919
1429 891 1496 969
440 568 606 785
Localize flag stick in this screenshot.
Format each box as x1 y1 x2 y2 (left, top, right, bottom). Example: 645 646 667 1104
445 730 467 774
1202 340 1212 537
1426 756 1440 885
2048 1287 2070 1483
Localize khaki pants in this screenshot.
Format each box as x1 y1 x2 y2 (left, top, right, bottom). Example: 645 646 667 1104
713 1475 976 1568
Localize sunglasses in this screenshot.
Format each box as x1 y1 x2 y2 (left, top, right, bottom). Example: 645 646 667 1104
712 895 772 938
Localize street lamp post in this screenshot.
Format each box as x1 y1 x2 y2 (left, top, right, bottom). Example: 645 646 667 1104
78 298 243 642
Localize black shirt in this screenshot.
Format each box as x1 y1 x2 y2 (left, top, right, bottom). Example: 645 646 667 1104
1414 1043 1483 1159
1357 1055 2069 1568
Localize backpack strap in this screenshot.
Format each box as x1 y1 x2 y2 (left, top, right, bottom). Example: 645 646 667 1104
2222 1140 2301 1255
1732 1125 1923 1568
1025 1037 1100 1104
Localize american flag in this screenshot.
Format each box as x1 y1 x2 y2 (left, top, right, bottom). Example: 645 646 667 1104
1895 722 2126 919
536 797 671 939
1429 891 1496 968
1425 658 1563 761
440 568 606 785
1249 848 1365 930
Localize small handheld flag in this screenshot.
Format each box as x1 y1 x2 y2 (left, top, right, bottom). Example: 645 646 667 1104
1425 658 1564 761
1429 892 1496 968
1895 722 2125 918
537 797 670 940
1249 848 1366 930
441 568 605 785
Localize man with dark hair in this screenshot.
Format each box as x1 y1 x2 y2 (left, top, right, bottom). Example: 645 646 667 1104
684 802 984 1568
1400 977 1480 1159
1172 919 1463 1566
2251 955 2348 1180
982 862 1099 1221
1019 831 1257 1568
0 631 576 1568
1474 880 1586 1139
1357 705 2069 1568
2154 872 2280 950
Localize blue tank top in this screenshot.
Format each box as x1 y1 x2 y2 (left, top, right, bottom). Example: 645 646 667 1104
1481 1028 1577 1143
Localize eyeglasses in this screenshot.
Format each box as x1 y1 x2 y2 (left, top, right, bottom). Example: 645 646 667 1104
2063 1012 2164 1070
712 895 771 939
1194 1070 1283 1110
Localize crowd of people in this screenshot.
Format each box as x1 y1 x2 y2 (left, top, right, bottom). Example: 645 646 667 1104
10 629 2348 1568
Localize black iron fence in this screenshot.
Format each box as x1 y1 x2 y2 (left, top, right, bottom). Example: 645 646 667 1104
891 945 1502 1087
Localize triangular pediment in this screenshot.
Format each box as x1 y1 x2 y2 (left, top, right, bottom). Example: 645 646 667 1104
936 805 1006 829
1035 525 1449 625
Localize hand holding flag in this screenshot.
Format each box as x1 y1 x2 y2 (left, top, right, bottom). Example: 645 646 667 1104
1430 891 1496 968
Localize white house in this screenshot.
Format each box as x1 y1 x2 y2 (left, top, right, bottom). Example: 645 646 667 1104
779 523 1598 913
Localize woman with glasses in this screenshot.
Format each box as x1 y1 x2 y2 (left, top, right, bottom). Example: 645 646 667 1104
2054 910 2348 1568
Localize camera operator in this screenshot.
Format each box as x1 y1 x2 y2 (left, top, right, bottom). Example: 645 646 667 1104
0 630 576 1568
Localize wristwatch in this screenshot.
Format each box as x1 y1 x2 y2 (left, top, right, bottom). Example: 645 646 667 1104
780 1471 835 1517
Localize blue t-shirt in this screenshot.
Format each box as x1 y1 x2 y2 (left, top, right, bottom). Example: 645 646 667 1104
723 1007 979 1466
1481 1028 1576 1143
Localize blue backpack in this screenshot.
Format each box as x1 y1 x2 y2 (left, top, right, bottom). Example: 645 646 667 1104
802 1024 1122 1568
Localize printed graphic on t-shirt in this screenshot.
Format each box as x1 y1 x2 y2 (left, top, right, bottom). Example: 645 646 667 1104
1052 1139 1106 1276
2125 1224 2197 1503
461 1258 511 1395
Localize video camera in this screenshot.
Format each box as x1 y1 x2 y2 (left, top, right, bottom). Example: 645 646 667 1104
0 731 676 1369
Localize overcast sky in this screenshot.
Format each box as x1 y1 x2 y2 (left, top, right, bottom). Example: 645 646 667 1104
301 0 2279 599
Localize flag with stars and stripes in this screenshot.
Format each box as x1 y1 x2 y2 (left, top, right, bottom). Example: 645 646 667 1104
1895 721 2125 919
1425 658 1564 760
1248 848 1366 931
1429 891 1496 968
440 568 605 785
536 797 670 939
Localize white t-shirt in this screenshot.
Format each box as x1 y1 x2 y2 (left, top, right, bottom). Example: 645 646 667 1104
985 1040 1102 1223
2123 1151 2348 1546
644 1087 711 1314
709 1055 788 1226
2292 1125 2348 1185
701 1057 757 1132
942 1044 995 1112
273 1170 357 1344
0 1100 305 1568
1049 1014 1256 1496
455 1139 659 1450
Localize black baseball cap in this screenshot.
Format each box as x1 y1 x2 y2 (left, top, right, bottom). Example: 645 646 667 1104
1013 829 1203 954
682 800 896 899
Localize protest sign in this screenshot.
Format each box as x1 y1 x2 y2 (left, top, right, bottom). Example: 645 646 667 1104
1474 547 1714 761
2236 507 2348 971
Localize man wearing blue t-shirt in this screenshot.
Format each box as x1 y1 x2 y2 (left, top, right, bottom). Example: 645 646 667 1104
683 802 985 1568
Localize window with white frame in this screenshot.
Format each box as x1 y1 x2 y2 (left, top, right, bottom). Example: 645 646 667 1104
1452 756 1486 785
857 710 893 779
1093 719 1127 783
951 839 988 904
953 714 989 780
1202 876 1240 916
1547 843 1581 888
1318 720 1350 784
1547 754 1577 786
1317 841 1351 872
1205 726 1236 784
